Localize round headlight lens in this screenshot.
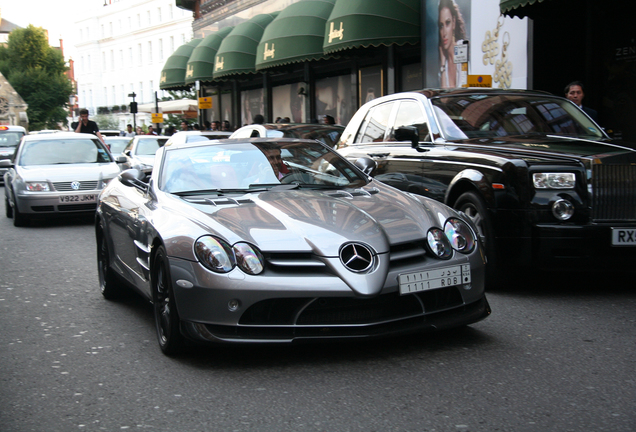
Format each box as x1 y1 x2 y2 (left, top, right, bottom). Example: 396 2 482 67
233 243 264 275
426 228 453 259
195 236 234 273
552 199 574 220
444 218 476 254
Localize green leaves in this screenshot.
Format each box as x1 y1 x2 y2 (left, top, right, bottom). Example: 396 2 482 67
0 25 72 130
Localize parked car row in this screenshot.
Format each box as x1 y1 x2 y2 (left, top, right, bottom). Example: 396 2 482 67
3 87 634 355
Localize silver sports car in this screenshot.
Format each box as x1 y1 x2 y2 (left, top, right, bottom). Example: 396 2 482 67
96 137 490 355
3 132 125 227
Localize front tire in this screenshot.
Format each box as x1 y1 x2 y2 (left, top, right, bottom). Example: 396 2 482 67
152 246 184 356
12 197 29 227
5 195 13 218
97 225 122 299
453 191 500 287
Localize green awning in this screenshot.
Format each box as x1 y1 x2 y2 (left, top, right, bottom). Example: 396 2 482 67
212 13 279 80
500 0 551 18
323 0 420 54
160 39 202 90
255 0 336 71
185 27 234 85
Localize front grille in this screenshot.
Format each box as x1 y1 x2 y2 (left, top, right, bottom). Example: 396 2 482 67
31 206 55 212
58 203 97 212
53 181 99 191
239 287 463 326
592 164 636 221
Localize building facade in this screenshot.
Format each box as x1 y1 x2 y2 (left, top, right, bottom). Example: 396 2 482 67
75 0 193 129
165 0 635 144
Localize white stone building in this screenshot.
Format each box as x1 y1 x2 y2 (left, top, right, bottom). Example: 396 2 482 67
74 0 193 130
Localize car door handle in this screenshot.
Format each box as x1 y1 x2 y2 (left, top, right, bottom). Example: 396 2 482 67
367 153 390 158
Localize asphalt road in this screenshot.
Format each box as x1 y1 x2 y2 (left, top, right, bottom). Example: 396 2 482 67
0 189 634 432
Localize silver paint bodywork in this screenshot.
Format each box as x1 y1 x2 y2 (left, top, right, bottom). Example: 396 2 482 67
97 138 489 343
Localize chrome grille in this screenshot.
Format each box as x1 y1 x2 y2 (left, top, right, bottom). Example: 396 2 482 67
592 164 636 221
53 181 99 191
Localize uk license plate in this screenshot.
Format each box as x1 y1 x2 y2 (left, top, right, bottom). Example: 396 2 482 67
611 228 636 246
399 264 471 295
59 194 96 203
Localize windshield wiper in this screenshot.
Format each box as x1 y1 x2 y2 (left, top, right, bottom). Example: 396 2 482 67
173 188 222 196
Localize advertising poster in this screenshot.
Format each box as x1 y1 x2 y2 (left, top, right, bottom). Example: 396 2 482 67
272 83 306 123
358 66 383 106
402 63 423 91
424 0 472 88
241 88 264 126
315 75 355 126
221 90 232 128
425 0 527 89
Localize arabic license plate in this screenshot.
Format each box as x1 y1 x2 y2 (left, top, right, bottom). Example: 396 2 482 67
611 228 636 246
399 264 471 295
59 194 96 203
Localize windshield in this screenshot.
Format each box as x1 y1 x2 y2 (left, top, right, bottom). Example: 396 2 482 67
431 94 604 140
0 131 25 148
160 141 367 194
104 138 130 154
135 137 167 155
19 139 113 166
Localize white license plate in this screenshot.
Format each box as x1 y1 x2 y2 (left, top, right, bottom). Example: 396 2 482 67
59 194 96 203
611 228 636 246
399 264 471 295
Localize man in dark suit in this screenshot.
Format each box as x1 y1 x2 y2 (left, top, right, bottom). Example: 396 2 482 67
564 81 599 122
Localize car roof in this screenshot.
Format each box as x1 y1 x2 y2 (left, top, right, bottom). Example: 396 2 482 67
163 136 323 151
0 125 27 133
23 132 101 141
405 88 554 99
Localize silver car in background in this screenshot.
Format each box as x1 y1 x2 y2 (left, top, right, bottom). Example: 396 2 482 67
96 137 490 355
2 132 125 227
122 135 169 175
0 125 26 183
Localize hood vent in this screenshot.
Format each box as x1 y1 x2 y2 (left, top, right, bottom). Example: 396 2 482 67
327 187 380 199
185 197 254 206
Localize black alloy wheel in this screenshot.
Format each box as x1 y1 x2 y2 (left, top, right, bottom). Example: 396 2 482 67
454 191 501 287
152 246 184 356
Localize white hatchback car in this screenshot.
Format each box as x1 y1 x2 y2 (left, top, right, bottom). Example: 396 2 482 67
2 132 126 227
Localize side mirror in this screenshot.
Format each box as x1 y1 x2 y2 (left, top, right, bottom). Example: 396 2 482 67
115 155 127 164
394 126 420 149
0 159 13 169
354 157 377 176
119 168 148 190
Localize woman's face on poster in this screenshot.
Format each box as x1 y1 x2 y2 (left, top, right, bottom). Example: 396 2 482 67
438 7 455 51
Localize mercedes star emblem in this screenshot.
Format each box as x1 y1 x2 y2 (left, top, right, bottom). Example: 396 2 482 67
339 243 374 273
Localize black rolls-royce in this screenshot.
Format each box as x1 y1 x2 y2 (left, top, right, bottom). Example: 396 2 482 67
336 89 636 285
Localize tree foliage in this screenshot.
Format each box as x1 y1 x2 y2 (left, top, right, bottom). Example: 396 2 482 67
0 25 72 130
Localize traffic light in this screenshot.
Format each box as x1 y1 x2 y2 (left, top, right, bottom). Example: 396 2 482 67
129 102 138 114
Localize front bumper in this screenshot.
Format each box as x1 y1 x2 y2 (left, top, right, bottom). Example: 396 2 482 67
15 191 100 216
181 295 491 344
168 254 489 344
496 222 636 271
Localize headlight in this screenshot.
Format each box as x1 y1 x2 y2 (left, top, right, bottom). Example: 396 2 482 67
552 199 574 220
26 182 50 192
195 236 235 273
444 218 476 254
532 173 576 189
99 178 114 189
233 243 264 275
426 228 453 259
194 237 265 275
